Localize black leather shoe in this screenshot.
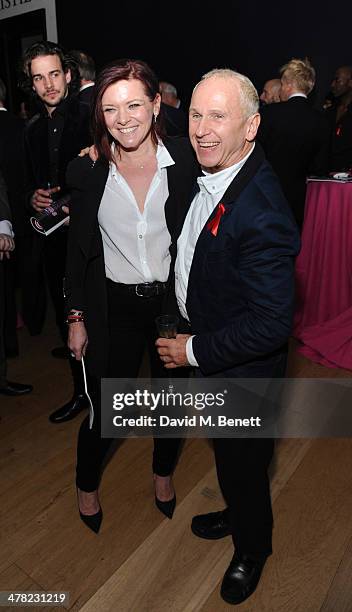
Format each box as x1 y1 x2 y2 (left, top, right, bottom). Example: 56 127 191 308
220 552 268 605
191 510 231 539
49 395 88 423
51 346 70 359
0 381 33 396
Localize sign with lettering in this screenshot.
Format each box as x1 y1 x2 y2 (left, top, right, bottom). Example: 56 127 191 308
0 0 57 41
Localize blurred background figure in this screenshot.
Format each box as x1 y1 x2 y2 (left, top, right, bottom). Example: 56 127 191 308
159 80 187 136
70 49 96 106
0 170 32 396
325 65 352 172
0 77 26 359
258 57 330 229
20 40 91 423
259 78 281 105
159 81 181 108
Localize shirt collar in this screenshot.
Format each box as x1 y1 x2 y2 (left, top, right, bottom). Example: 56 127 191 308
288 93 307 100
197 143 255 194
80 82 95 92
156 140 175 169
110 141 175 180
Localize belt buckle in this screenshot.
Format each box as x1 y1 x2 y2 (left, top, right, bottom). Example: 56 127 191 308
135 283 154 297
135 284 145 297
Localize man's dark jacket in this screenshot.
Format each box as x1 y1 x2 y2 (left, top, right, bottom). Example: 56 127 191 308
0 111 26 235
188 144 301 378
24 96 91 196
257 97 330 227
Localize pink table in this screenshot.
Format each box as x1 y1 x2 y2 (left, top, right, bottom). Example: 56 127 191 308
293 180 352 370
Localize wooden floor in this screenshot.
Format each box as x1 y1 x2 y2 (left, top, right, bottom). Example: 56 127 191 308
1 310 352 612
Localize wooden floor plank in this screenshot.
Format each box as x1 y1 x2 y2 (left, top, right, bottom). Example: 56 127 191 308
320 535 352 612
0 564 61 612
75 436 313 612
202 439 352 611
1 315 351 611
12 438 213 610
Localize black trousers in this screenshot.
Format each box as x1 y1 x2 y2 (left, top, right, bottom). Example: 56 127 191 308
0 263 6 387
207 353 287 558
76 279 181 491
213 437 274 557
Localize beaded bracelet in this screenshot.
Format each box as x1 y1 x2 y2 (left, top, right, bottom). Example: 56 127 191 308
66 309 84 324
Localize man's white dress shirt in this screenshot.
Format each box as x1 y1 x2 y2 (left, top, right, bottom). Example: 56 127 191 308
175 145 255 366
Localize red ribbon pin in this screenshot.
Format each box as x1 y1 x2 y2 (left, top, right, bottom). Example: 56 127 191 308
207 203 226 237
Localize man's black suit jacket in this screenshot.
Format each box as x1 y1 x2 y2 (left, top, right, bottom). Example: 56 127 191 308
79 85 95 106
0 170 11 223
257 96 330 227
325 103 352 172
161 103 188 137
0 111 26 235
24 96 91 198
188 144 300 378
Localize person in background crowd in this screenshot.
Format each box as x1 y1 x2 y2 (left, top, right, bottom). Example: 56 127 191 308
258 58 330 228
259 78 281 105
0 170 32 396
20 41 91 423
159 80 187 136
326 65 352 171
0 77 26 358
69 49 96 106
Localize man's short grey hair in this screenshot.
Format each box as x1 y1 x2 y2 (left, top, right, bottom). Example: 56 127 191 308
160 81 177 96
199 68 259 118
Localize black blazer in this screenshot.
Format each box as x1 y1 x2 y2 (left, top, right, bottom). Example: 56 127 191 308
257 97 330 226
65 137 199 376
24 96 91 199
188 143 300 378
0 111 26 235
325 103 352 172
79 84 95 106
0 170 11 223
161 102 188 137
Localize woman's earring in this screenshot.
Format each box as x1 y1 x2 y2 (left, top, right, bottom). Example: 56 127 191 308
154 112 158 123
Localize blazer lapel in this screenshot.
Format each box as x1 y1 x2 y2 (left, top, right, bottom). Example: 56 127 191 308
77 159 109 257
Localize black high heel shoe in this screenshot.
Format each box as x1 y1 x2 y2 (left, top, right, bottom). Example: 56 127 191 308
79 507 103 533
155 495 176 519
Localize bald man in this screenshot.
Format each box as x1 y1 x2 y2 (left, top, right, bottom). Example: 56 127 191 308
259 78 281 104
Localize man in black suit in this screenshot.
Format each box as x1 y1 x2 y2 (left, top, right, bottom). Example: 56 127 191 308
257 58 330 228
325 65 352 171
159 81 187 136
0 170 32 396
157 69 300 605
20 41 91 422
0 78 26 357
69 50 95 106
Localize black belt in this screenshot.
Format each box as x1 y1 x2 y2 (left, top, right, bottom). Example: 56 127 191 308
107 279 168 298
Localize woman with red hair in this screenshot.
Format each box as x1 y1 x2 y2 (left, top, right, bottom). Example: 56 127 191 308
65 59 198 532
